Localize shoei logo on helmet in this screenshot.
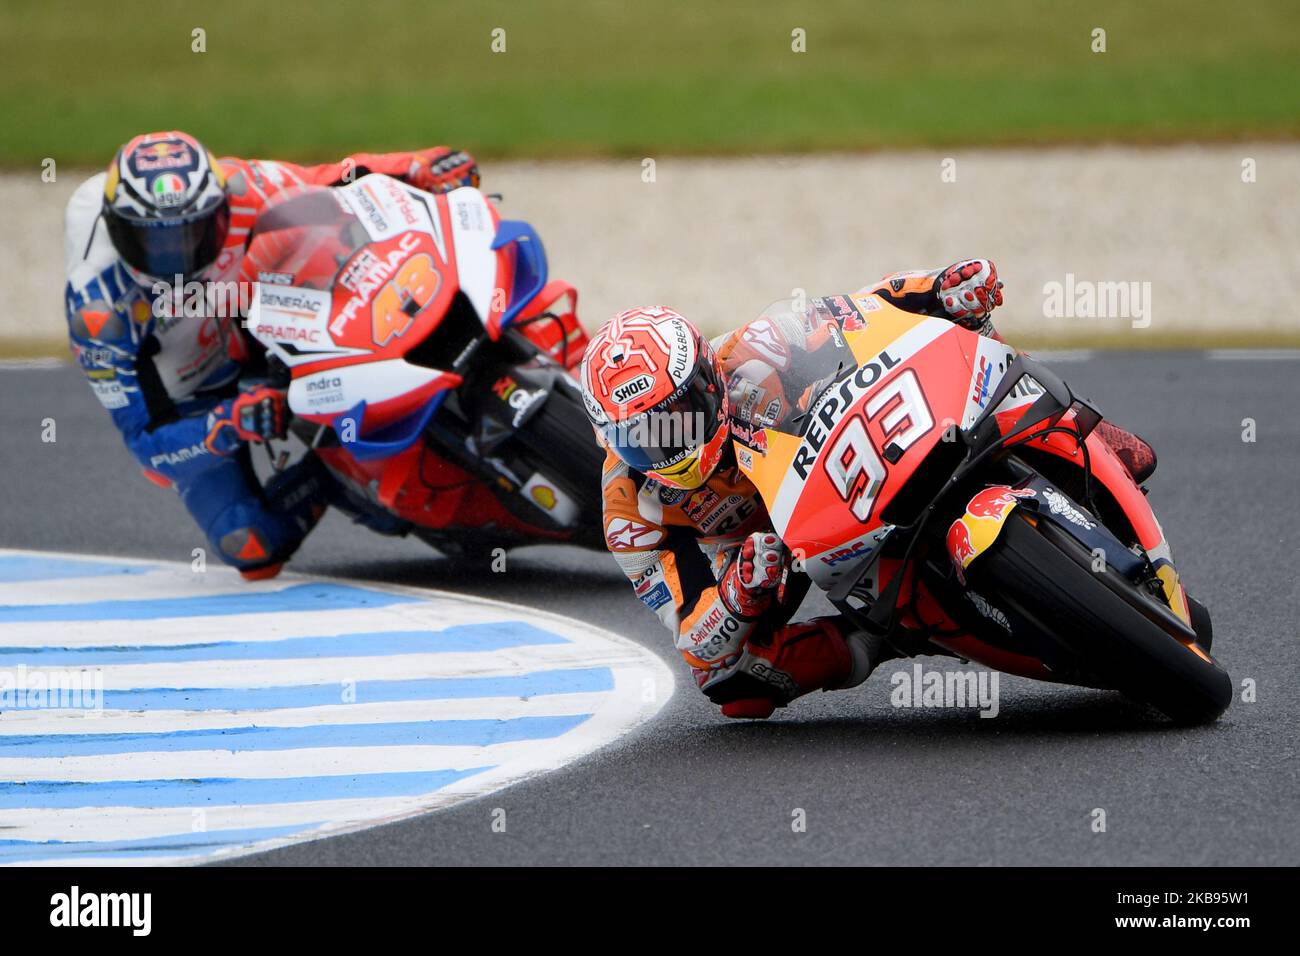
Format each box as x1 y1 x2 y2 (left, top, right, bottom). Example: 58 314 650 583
151 174 188 208
612 373 654 405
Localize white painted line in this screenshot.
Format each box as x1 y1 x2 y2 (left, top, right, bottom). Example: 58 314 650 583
0 567 247 607
0 548 675 866
4 794 497 845
0 738 636 782
18 856 188 868
31 644 647 691
1206 349 1300 360
0 693 611 735
1 604 566 647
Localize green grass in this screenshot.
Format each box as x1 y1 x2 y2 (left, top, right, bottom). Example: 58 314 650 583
2 0 1298 165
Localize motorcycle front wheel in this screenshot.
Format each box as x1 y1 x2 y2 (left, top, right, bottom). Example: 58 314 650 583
971 512 1232 724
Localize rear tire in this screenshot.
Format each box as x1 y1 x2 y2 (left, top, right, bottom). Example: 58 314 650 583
973 513 1231 724
513 381 607 549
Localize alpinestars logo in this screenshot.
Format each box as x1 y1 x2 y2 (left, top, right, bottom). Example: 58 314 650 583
605 517 664 551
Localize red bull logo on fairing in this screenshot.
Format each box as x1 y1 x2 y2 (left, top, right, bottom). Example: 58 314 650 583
966 485 1035 519
946 486 1036 583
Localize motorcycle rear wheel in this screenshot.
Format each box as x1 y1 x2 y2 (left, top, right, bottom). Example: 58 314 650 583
973 512 1232 724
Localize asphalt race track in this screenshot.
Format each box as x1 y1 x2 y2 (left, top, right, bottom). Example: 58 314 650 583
1 351 1296 866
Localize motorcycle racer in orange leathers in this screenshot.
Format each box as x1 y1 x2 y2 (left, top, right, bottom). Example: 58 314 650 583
579 261 1156 718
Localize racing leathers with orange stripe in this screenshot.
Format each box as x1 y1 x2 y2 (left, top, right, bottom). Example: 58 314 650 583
600 269 977 718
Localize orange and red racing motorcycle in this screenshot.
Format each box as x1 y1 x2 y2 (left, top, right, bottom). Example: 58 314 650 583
732 293 1230 724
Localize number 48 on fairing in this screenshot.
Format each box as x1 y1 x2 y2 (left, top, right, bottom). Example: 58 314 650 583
824 369 934 521
372 253 440 347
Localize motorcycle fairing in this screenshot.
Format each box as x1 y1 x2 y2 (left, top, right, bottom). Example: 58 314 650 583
286 358 458 421
246 176 554 452
245 282 370 368
732 294 1199 674
1016 419 1193 627
489 220 548 338
326 396 446 463
735 295 1038 589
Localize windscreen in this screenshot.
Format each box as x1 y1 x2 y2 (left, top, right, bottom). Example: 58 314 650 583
728 296 861 440
244 188 369 291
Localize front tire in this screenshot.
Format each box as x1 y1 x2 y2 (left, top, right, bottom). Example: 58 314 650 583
512 380 607 549
972 513 1232 724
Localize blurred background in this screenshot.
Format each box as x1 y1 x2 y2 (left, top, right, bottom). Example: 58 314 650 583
3 0 1298 353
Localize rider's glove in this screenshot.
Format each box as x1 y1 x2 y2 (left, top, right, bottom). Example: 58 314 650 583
408 148 480 193
205 385 289 456
719 531 788 620
936 258 1003 328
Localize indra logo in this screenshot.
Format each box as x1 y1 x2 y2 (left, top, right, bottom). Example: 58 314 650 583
613 374 653 404
302 374 346 409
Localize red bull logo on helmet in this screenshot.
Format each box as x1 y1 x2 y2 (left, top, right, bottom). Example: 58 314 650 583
128 136 199 175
